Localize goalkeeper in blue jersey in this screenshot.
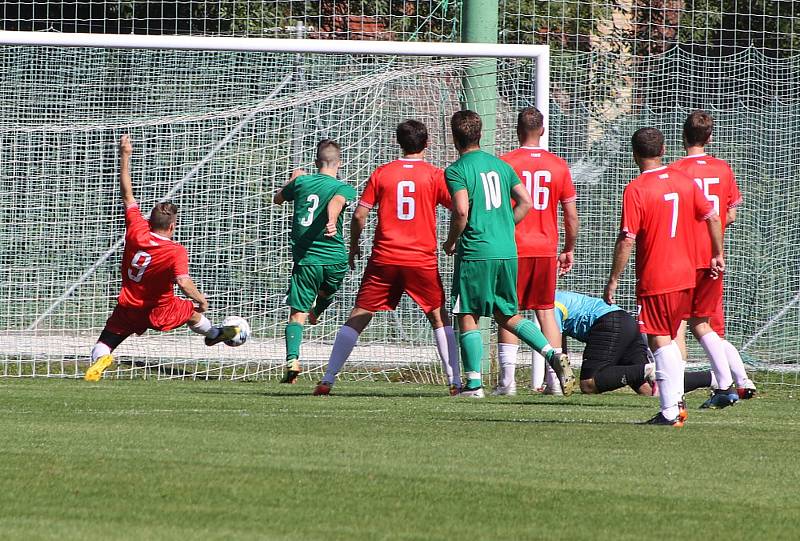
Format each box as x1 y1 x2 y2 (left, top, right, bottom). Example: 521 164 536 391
554 291 713 395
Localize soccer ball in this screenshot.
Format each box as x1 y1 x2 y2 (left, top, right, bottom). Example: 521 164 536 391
221 316 250 347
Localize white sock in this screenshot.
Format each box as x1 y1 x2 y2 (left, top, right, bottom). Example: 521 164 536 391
723 340 748 387
544 348 563 391
699 331 733 390
654 343 683 420
434 326 460 386
91 342 111 362
445 326 460 386
189 315 219 338
498 343 519 388
531 351 545 389
322 325 359 385
710 371 718 389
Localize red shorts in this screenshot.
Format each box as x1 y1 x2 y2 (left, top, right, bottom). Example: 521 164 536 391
709 296 725 337
104 297 195 336
517 256 557 310
355 260 445 313
691 269 723 318
637 289 693 339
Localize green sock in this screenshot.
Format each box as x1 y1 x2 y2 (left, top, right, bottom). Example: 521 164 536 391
513 318 554 360
285 322 303 363
312 294 334 319
460 330 483 389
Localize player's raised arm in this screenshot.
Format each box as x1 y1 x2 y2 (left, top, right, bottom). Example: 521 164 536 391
119 135 135 207
559 200 579 275
510 183 532 224
442 189 468 256
273 168 305 205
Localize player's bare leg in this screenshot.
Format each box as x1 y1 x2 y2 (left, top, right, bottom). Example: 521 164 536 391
425 307 461 395
315 308 373 394
308 289 335 325
496 312 573 396
645 334 685 426
675 320 689 361
689 317 738 409
84 331 127 382
282 309 308 384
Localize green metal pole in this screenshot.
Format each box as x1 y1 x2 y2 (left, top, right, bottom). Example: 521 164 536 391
461 0 498 150
461 0 499 381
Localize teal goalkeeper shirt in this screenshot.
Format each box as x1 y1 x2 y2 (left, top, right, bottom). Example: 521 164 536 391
553 291 623 343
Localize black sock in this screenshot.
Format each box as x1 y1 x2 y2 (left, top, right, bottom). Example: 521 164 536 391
594 364 646 393
684 370 712 393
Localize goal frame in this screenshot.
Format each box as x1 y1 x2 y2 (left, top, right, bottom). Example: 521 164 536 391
0 30 550 149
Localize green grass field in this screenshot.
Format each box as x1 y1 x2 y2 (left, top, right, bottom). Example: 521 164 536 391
1 379 798 540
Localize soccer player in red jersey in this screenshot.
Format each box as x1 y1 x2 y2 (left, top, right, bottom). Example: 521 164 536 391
671 110 755 405
604 128 724 426
84 136 235 381
494 107 579 396
313 120 460 395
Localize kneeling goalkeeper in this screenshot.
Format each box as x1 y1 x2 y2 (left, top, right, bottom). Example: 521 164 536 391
555 291 712 395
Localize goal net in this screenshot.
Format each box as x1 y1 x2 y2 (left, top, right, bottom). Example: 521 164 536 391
0 33 548 382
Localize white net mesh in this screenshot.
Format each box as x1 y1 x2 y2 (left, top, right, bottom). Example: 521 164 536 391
0 45 539 381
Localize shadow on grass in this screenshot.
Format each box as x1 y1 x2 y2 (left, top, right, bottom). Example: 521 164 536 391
488 399 654 410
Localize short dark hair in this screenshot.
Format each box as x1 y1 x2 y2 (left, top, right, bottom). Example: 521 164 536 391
683 110 713 147
396 119 428 154
517 107 544 140
150 202 178 231
631 128 665 159
450 110 482 149
315 139 341 167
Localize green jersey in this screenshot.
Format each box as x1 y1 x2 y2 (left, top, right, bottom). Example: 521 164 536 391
445 149 521 260
281 173 357 265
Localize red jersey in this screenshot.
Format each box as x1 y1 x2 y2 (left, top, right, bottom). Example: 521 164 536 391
358 158 451 266
620 166 715 296
501 146 576 257
117 203 189 309
671 153 742 269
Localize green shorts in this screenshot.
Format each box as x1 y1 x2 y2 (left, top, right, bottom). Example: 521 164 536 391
452 258 519 317
287 263 348 312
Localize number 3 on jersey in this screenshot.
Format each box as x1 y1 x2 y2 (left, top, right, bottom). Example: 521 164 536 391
397 181 415 220
300 194 320 226
522 170 551 210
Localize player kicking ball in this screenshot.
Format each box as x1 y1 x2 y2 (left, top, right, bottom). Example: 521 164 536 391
314 120 460 395
85 136 237 382
443 110 573 398
604 128 724 427
274 139 357 384
671 110 756 407
494 107 579 396
553 291 715 396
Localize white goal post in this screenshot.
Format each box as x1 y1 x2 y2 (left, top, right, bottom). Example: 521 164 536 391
0 30 551 381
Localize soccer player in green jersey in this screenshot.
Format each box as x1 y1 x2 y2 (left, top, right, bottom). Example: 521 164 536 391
273 139 357 384
442 110 575 397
